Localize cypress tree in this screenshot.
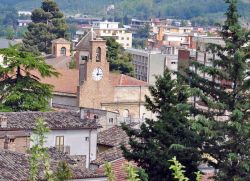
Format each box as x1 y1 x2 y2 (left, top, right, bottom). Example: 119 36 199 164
23 0 68 54
184 0 250 180
121 69 202 181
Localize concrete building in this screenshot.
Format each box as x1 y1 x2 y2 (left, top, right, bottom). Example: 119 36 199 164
80 21 132 48
126 47 178 84
17 19 32 27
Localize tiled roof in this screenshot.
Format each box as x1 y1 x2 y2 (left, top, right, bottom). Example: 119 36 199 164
39 69 79 94
92 146 124 166
0 148 105 181
39 69 148 94
109 73 148 86
93 126 129 166
0 130 29 138
51 38 71 44
75 30 97 51
45 56 71 69
0 111 99 130
97 126 128 147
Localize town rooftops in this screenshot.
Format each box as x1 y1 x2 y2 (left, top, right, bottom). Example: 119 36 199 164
51 38 71 44
0 111 99 131
0 148 105 181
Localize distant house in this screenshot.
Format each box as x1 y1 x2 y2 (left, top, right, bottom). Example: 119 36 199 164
17 19 32 27
0 111 99 168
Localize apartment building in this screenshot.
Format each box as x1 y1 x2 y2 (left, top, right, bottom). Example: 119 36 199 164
126 47 178 84
81 21 132 48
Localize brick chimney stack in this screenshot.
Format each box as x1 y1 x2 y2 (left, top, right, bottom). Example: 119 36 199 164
4 135 16 151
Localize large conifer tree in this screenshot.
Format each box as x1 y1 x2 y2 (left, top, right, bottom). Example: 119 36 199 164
185 0 250 180
23 0 68 54
121 70 202 181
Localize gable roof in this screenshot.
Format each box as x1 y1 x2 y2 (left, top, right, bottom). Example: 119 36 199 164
51 38 71 44
75 29 97 51
0 111 99 131
109 73 148 87
0 148 105 181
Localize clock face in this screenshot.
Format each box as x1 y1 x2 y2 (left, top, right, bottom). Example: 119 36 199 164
92 67 103 81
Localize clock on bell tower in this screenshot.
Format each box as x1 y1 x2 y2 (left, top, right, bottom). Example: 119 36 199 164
77 36 114 109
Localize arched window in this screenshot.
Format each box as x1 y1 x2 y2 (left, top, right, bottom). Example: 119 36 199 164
96 47 101 62
60 47 66 56
123 109 129 118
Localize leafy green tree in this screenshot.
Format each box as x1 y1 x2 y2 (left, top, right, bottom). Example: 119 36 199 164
55 161 72 181
0 44 58 112
121 69 202 181
106 37 134 76
124 163 140 181
169 157 202 181
104 162 115 181
184 0 250 180
23 0 68 54
136 24 150 39
29 118 53 181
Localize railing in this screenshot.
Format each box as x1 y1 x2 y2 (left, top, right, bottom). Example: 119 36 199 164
56 145 70 154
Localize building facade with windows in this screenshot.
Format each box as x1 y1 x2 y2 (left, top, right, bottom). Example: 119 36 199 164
126 47 178 84
81 21 132 48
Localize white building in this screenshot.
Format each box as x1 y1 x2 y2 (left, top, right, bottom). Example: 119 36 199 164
126 47 178 84
82 21 132 48
0 111 99 168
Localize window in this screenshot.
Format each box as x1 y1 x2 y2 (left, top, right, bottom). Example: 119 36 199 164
121 37 124 40
109 118 114 124
127 37 129 40
60 47 66 56
55 136 64 151
81 56 88 61
123 109 129 118
85 137 89 141
96 47 101 62
10 139 15 143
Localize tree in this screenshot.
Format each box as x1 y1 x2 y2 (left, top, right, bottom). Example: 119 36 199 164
121 69 202 180
168 157 202 181
106 37 134 76
124 163 140 181
5 26 15 40
104 162 115 181
55 161 72 181
29 118 53 181
0 44 58 111
184 0 250 180
22 0 68 54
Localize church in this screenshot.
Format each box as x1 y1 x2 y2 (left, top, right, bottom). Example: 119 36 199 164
43 30 154 121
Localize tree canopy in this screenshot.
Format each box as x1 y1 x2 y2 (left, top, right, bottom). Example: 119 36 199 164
183 0 250 180
0 44 58 111
122 69 202 180
22 0 68 54
106 37 134 76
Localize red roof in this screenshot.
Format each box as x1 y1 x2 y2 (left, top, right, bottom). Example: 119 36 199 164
39 69 148 94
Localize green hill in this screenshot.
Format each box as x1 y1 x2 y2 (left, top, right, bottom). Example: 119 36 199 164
1 0 250 22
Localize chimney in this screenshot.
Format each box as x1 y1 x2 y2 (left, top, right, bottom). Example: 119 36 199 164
4 135 16 151
0 115 7 128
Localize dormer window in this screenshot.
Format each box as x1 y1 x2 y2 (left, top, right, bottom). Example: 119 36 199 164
96 47 101 62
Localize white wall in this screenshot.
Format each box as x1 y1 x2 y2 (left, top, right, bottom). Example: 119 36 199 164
30 129 97 168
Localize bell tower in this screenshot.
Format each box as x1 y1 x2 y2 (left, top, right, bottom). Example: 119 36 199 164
77 33 114 109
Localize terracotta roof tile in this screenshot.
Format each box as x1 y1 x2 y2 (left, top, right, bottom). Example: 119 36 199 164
0 111 99 130
0 148 105 181
38 69 148 95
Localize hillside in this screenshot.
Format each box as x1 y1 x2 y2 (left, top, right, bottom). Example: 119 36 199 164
1 0 250 23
